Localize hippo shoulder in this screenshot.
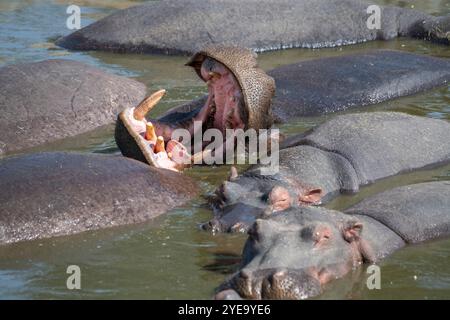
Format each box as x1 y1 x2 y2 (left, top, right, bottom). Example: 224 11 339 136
0 152 198 244
301 112 450 184
0 60 146 155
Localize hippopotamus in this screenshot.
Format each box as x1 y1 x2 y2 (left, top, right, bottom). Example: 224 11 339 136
161 50 450 119
114 45 275 171
56 0 450 55
0 152 198 244
215 181 450 300
0 60 146 156
204 112 450 233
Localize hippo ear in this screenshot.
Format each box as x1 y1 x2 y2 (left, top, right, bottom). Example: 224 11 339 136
342 220 363 243
298 188 323 205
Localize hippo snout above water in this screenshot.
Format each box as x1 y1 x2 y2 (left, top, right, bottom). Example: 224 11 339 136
216 181 450 300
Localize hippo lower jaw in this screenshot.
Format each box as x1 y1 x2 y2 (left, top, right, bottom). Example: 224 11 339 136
216 268 322 300
116 59 245 172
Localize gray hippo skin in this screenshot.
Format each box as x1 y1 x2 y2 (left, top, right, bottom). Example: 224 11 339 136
215 181 450 300
204 112 450 233
160 50 450 120
0 152 198 244
56 0 450 55
0 60 146 156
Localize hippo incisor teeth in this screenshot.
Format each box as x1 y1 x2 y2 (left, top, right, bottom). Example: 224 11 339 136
145 122 157 142
133 89 166 121
154 136 165 153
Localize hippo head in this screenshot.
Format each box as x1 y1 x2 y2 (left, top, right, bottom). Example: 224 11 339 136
216 208 374 300
114 45 275 171
202 167 323 233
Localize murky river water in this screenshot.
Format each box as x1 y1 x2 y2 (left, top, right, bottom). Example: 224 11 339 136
0 0 449 299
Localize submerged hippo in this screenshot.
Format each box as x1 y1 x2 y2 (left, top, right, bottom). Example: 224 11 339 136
215 181 450 300
115 46 275 171
0 152 198 244
0 60 146 156
205 112 450 233
162 50 450 120
56 0 450 55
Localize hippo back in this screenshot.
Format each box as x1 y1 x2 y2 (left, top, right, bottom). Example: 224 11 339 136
346 181 450 243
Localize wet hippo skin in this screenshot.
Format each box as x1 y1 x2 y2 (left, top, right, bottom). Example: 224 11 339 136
56 0 450 55
215 181 450 300
205 112 450 233
0 60 146 156
0 152 198 244
161 50 450 120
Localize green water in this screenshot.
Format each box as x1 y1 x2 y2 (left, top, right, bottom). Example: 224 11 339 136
0 0 449 299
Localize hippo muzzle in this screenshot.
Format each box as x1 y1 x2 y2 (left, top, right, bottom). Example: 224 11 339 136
216 268 322 300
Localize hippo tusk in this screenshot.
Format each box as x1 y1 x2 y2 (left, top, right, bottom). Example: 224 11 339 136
133 89 166 121
145 122 157 142
154 136 165 153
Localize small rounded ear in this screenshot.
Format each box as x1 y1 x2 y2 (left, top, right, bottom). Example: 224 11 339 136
299 188 323 205
342 220 363 243
268 186 292 212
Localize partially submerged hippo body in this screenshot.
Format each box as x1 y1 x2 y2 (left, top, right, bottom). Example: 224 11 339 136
0 60 146 156
115 46 275 171
206 112 450 233
0 152 198 244
56 0 450 55
216 181 450 300
161 50 450 120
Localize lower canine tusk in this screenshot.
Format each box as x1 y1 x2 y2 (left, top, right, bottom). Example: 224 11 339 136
133 89 166 121
154 136 165 153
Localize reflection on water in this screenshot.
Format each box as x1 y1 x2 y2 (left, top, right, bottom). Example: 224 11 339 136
0 0 449 300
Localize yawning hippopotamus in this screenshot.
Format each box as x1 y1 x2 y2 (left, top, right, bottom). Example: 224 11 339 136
204 112 450 233
0 152 198 244
215 181 450 300
115 45 275 171
160 50 450 120
56 0 450 54
0 60 146 156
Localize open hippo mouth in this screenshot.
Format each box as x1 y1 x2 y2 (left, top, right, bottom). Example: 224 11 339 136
114 46 275 171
